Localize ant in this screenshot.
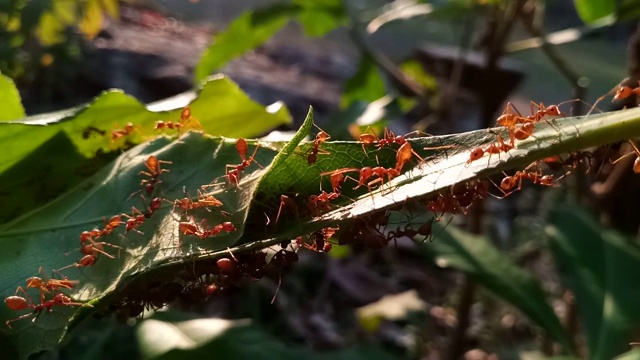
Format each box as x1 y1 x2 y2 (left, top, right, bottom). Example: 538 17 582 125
387 219 434 243
497 163 554 198
612 140 640 174
307 191 340 216
5 292 88 329
82 126 106 139
78 227 121 259
122 207 151 234
111 123 137 141
179 218 236 240
155 107 201 132
275 195 299 224
22 267 79 303
172 191 224 213
496 102 563 144
138 155 172 195
466 133 513 165
306 125 331 164
613 81 640 101
297 226 338 252
226 138 261 186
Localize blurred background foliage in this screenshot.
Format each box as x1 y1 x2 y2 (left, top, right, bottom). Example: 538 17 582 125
3 0 640 359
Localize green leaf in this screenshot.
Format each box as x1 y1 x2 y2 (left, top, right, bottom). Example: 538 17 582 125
293 0 346 36
573 0 616 23
0 73 25 120
420 223 571 352
341 56 386 109
0 75 291 223
137 317 401 360
194 6 296 82
547 206 640 360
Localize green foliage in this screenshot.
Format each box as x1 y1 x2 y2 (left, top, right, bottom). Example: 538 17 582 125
0 73 25 120
194 1 346 82
548 206 640 360
421 224 571 352
0 75 290 224
3 95 640 357
0 0 118 78
137 317 399 360
573 0 616 23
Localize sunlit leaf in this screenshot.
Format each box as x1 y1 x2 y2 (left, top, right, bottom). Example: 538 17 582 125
0 75 290 223
0 73 25 120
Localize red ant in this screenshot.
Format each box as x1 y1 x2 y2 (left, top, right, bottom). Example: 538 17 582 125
427 180 489 216
155 107 201 131
387 219 434 243
613 81 640 101
612 140 640 174
307 191 340 216
226 138 261 186
306 125 331 164
496 102 563 144
179 218 236 240
122 207 148 234
297 226 338 252
111 123 137 141
172 191 224 212
138 155 172 194
497 163 554 198
21 267 79 304
466 133 513 165
5 292 88 329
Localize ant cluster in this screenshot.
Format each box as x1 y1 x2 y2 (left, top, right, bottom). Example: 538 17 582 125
10 87 640 331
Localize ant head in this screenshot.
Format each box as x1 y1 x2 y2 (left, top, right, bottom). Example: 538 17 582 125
633 157 640 174
614 86 633 101
545 105 561 116
221 222 236 232
360 134 376 144
360 167 373 178
540 175 554 185
181 107 191 120
500 177 516 191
